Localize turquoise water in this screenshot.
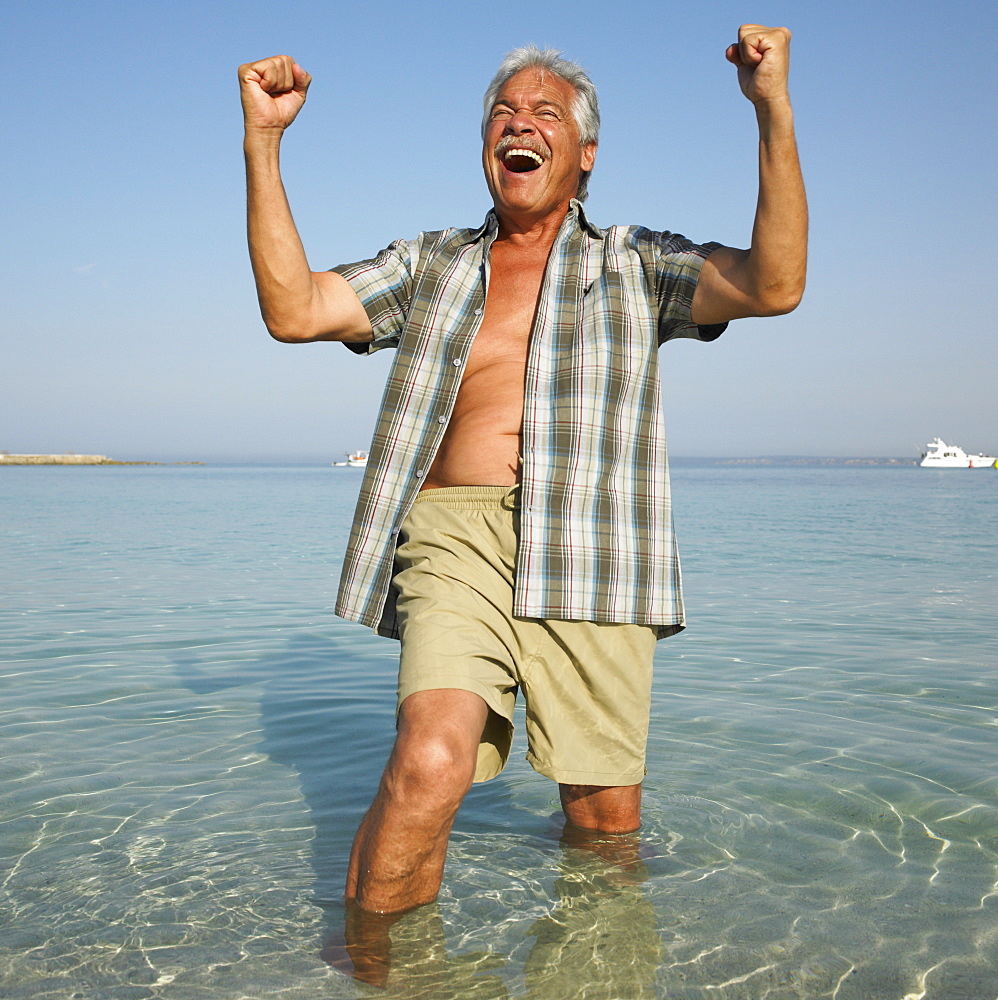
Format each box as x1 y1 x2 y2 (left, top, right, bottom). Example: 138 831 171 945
1 464 996 999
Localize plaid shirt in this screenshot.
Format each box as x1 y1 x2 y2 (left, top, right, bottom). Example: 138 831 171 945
331 200 725 639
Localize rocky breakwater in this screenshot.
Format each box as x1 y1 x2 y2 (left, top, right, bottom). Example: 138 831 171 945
1 452 112 465
0 453 202 466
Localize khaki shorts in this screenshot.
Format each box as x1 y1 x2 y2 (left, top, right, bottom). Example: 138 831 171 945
393 486 657 786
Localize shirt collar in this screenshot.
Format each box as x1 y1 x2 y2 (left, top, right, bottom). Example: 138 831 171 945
571 199 605 239
460 198 605 246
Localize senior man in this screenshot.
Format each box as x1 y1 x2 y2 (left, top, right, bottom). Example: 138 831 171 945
239 26 806 917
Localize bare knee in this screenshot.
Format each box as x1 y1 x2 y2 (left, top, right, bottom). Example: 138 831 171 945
382 732 477 817
380 689 486 815
560 783 642 834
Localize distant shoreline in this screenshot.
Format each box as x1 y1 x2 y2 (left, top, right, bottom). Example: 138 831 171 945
0 452 976 468
0 454 927 468
677 456 917 467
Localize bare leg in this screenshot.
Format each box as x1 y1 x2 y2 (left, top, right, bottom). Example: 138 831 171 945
559 782 642 834
320 901 407 986
346 689 489 914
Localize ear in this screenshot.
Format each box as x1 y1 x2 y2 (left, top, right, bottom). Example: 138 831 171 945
580 141 597 172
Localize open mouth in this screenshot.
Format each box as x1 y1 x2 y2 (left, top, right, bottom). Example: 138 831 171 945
502 148 544 173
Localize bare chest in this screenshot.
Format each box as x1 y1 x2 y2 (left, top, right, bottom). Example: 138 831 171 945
464 247 548 375
423 246 550 486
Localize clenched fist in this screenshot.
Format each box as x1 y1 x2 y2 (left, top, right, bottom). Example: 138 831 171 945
725 25 792 105
239 55 312 132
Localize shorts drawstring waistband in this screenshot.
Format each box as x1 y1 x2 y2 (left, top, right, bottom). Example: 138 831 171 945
413 485 520 510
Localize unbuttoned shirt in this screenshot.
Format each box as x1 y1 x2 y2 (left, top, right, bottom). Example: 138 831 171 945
331 200 726 639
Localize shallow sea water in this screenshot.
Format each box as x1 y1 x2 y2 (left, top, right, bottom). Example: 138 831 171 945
1 463 996 999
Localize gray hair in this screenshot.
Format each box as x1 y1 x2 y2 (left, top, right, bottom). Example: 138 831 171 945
481 45 600 201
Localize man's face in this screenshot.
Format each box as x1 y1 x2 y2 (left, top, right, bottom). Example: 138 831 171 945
482 67 596 223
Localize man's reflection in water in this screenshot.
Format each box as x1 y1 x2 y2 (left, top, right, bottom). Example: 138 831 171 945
323 821 663 999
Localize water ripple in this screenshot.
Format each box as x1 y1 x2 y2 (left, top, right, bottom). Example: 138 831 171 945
1 465 996 997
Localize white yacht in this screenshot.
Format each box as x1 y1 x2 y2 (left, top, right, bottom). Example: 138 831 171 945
919 438 996 468
332 450 369 468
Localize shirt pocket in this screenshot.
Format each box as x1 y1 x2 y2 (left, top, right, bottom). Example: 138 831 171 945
574 271 656 380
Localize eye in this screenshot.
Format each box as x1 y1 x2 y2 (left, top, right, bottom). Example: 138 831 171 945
491 108 512 119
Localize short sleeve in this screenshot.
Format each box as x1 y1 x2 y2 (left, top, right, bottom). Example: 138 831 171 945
330 238 419 355
645 231 728 345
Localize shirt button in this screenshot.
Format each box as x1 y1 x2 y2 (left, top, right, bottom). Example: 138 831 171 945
473 308 483 317
452 358 462 367
415 469 424 478
437 415 446 424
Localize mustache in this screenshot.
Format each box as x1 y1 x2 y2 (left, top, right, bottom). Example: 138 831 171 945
494 135 549 159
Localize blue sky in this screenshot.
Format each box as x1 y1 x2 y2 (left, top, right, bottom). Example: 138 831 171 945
2 0 995 460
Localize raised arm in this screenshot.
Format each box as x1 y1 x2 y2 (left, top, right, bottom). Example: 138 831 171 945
691 25 808 325
239 55 372 343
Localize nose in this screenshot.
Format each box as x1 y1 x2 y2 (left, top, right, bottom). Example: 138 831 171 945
504 109 535 135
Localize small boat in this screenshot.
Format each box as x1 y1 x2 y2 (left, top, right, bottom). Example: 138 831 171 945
332 450 369 468
919 438 996 469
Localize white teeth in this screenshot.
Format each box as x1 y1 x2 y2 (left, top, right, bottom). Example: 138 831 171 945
503 148 544 165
